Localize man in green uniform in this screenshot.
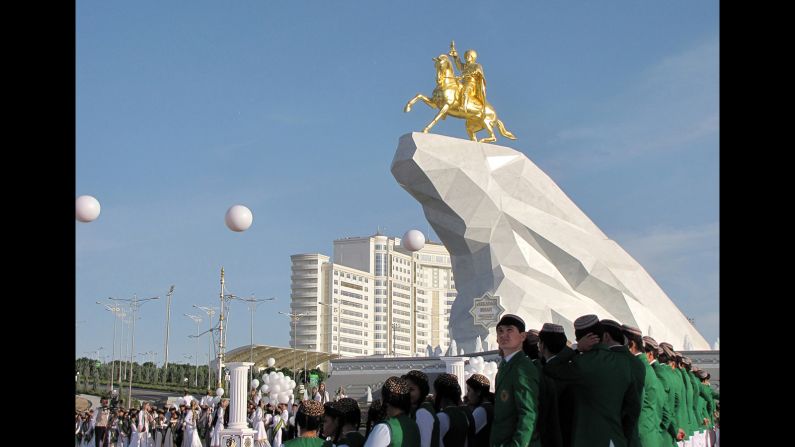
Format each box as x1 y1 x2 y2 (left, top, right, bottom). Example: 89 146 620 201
490 314 539 447
539 323 573 447
659 343 687 444
523 328 561 447
544 314 638 447
599 319 643 447
284 400 326 447
364 376 421 447
673 354 695 441
403 369 439 447
623 325 663 447
643 336 678 447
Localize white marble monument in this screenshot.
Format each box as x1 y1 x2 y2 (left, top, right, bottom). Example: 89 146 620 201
391 132 709 351
221 362 256 447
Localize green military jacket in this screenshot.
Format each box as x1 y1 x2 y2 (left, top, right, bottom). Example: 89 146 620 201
669 368 688 439
610 345 644 447
544 343 638 447
636 355 664 447
687 372 702 432
678 368 696 436
650 361 678 446
284 437 326 447
543 349 577 447
698 383 715 428
490 351 539 447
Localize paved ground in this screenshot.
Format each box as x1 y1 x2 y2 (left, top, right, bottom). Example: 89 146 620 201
76 394 101 411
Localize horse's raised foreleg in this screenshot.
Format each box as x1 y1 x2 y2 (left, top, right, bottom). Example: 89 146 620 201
404 94 435 113
422 103 450 133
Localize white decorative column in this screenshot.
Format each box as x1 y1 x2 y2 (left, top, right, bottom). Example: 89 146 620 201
221 362 256 446
440 356 466 400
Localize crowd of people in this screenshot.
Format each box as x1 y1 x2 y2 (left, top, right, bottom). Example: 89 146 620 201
76 313 719 447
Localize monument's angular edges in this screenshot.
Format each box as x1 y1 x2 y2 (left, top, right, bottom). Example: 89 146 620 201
391 132 709 351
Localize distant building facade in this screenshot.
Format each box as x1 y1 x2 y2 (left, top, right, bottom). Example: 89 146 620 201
290 234 457 357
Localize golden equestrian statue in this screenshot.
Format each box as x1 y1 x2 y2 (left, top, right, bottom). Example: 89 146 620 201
404 41 516 143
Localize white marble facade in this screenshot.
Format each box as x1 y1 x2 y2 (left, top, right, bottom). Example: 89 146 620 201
391 132 709 351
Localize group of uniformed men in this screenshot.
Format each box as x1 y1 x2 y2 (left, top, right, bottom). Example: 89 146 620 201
80 313 719 447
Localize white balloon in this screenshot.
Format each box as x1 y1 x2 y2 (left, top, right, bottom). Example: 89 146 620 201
225 205 253 232
250 379 260 389
271 384 281 394
262 374 270 384
276 372 284 379
269 393 277 402
262 396 270 405
76 195 101 222
401 229 426 252
216 388 224 397
261 384 270 393
267 358 276 367
278 394 289 404
269 372 277 380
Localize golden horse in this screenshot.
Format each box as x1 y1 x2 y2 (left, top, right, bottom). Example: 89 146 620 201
404 54 516 143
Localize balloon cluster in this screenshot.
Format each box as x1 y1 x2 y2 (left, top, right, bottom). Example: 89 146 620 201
464 356 499 392
254 369 296 405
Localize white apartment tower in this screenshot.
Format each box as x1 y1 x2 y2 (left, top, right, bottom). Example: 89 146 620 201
289 234 456 357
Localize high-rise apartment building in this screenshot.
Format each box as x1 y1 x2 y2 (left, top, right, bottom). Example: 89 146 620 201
290 234 456 357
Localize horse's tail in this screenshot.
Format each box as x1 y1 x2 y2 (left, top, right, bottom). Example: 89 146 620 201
495 119 517 140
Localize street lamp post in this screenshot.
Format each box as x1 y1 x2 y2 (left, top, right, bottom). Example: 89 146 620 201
185 314 203 387
193 305 218 387
110 294 159 408
163 285 175 370
232 295 276 382
97 301 123 393
279 311 306 382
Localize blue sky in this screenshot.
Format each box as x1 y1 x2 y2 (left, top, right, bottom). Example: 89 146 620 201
76 0 719 362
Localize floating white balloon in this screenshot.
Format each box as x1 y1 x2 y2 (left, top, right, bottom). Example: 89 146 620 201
261 384 270 393
251 379 260 389
267 358 276 367
76 195 101 222
216 388 224 397
401 229 426 252
225 205 253 232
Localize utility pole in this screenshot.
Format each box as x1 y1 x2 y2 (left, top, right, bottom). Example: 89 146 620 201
96 301 123 393
163 285 175 369
185 313 202 387
193 305 219 388
216 268 238 388
279 311 306 382
232 295 276 383
110 294 159 408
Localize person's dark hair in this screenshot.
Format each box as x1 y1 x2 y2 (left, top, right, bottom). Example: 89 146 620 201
623 330 643 351
323 402 343 442
338 398 361 431
365 399 385 436
295 401 324 432
602 323 625 345
644 343 658 358
402 370 430 403
433 373 462 411
522 330 540 359
539 331 567 355
574 322 604 341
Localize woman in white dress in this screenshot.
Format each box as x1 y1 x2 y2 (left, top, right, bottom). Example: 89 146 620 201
210 398 229 447
182 400 204 447
252 400 270 447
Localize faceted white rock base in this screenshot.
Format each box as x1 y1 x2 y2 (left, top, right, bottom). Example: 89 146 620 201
391 132 709 351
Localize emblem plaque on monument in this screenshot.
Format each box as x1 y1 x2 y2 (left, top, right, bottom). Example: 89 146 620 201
469 292 505 329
